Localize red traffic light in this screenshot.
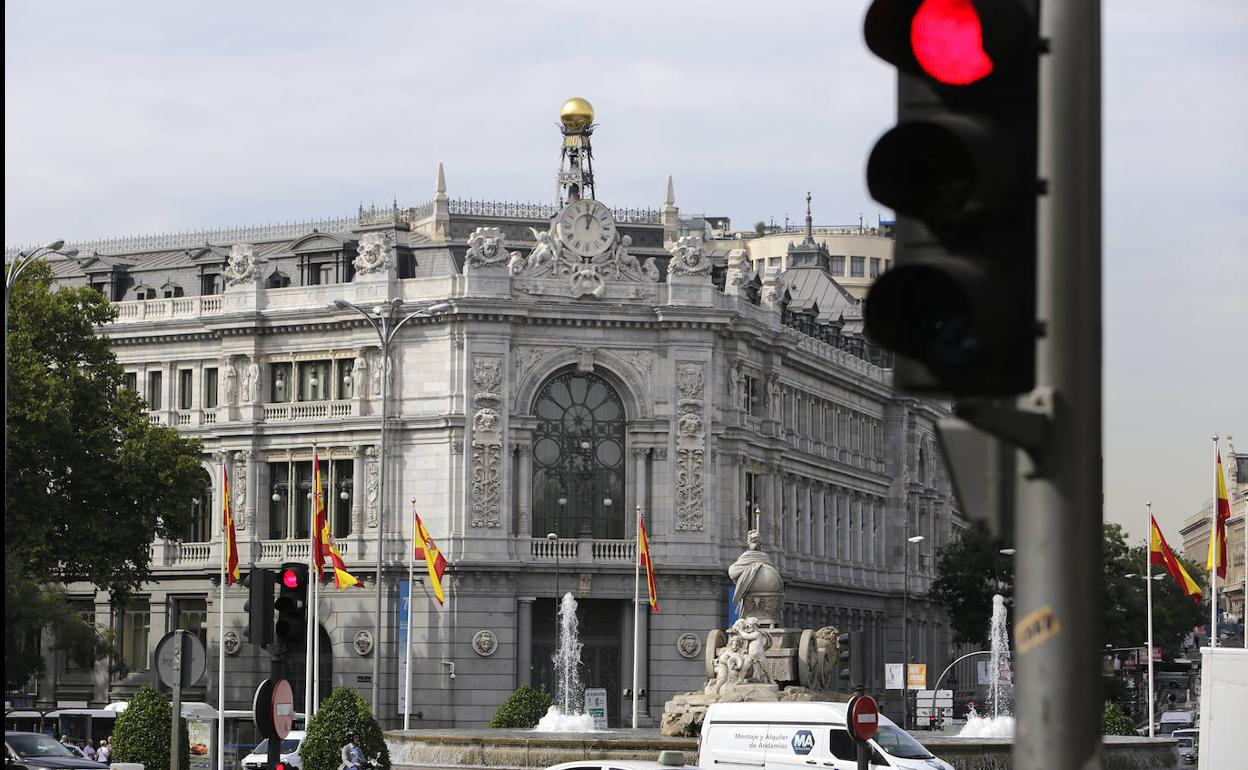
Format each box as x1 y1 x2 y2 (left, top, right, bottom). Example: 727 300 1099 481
282 568 301 589
912 0 993 85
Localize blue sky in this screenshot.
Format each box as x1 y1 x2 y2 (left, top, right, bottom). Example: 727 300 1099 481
6 0 1245 542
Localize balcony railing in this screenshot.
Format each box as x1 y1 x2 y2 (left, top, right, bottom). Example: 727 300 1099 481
263 400 354 422
258 539 352 563
114 295 225 322
529 538 636 562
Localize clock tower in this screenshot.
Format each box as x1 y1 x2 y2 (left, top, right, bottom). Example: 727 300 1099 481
556 97 597 206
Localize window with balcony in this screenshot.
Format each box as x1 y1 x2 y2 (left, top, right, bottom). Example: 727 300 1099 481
270 363 293 403
204 368 218 409
269 458 352 540
743 374 762 416
531 369 627 539
851 256 866 277
119 602 151 673
201 273 223 296
147 371 163 410
298 360 332 402
186 484 212 543
178 369 193 410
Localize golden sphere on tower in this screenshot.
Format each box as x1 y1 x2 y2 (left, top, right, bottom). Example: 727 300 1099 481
560 97 595 132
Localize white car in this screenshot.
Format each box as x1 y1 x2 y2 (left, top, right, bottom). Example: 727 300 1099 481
241 731 304 770
544 752 699 770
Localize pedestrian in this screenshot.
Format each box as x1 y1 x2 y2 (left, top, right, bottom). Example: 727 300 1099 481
82 740 96 761
97 739 111 764
59 736 71 747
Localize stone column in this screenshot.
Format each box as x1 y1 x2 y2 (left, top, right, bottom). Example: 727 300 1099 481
769 464 784 547
351 446 365 539
815 484 827 560
516 445 532 536
516 597 534 689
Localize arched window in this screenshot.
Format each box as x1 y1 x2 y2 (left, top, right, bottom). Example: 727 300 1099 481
531 369 626 539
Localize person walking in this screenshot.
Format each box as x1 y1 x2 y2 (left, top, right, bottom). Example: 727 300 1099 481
97 738 111 764
82 741 97 761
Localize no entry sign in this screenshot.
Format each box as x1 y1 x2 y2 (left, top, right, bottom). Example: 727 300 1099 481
848 694 880 742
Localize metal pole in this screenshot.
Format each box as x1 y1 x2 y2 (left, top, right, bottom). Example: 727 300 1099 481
305 445 316 721
1014 1 1101 768
170 631 184 770
632 506 642 729
218 463 227 770
902 525 909 729
403 499 416 731
1209 435 1219 649
372 319 390 714
1146 502 1155 738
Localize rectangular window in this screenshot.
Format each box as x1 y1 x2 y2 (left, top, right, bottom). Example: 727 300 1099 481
186 487 212 543
123 372 138 392
851 256 866 277
333 459 353 537
178 369 193 410
870 257 881 277
201 273 223 296
336 359 354 400
830 255 845 275
121 603 151 672
147 371 163 410
203 368 219 409
745 472 760 524
174 597 208 649
270 363 293 403
163 286 185 299
298 360 332 402
744 375 761 416
65 601 95 671
295 461 315 539
269 463 290 540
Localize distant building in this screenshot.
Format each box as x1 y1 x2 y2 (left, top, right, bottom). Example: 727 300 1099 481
1180 439 1247 624
9 99 960 728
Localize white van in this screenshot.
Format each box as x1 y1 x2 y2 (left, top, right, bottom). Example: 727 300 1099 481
699 702 952 770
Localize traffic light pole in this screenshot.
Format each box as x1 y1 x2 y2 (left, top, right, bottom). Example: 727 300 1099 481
1012 1 1102 769
267 641 285 770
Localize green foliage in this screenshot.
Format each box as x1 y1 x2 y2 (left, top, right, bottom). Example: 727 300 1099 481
1102 702 1137 736
110 684 189 770
753 221 767 237
488 684 553 728
303 688 389 770
4 262 206 687
928 525 1014 646
930 523 1204 656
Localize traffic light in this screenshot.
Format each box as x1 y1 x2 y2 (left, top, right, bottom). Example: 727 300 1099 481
273 563 308 647
837 631 864 689
863 0 1041 396
243 568 275 647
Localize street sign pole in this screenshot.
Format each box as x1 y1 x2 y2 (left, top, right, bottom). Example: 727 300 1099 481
170 631 185 770
1014 1 1102 769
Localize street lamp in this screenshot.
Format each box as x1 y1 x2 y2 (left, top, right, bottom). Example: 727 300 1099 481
903 533 925 729
329 297 450 715
5 240 79 538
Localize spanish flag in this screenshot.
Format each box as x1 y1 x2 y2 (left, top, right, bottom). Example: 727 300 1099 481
639 513 658 612
312 452 362 589
414 510 448 605
1150 515 1202 603
222 465 240 586
1208 449 1231 579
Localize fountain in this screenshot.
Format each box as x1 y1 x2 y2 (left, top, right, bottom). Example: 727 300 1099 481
534 592 598 732
959 593 1015 738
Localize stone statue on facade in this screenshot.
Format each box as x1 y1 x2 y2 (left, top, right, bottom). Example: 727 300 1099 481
222 360 238 405
728 529 784 625
223 244 258 286
351 354 367 399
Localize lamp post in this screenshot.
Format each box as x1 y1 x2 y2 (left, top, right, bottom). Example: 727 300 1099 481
5 240 79 537
903 533 925 729
547 532 560 601
330 298 449 715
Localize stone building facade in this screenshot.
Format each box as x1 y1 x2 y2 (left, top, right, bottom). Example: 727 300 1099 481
17 107 961 728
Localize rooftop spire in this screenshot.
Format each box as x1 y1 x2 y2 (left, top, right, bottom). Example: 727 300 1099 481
804 191 814 244
435 162 446 196
664 175 676 207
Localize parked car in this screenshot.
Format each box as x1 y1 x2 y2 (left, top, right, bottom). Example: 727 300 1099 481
241 730 304 770
4 732 107 770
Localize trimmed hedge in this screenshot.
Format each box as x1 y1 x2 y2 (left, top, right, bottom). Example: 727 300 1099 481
489 685 553 728
111 684 190 770
303 688 389 770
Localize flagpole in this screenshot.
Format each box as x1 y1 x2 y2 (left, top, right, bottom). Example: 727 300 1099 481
632 506 642 730
218 461 227 770
312 562 320 714
305 446 317 721
403 499 416 731
1210 434 1219 649
1145 501 1155 739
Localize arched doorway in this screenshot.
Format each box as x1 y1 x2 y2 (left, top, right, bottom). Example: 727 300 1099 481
531 369 627 539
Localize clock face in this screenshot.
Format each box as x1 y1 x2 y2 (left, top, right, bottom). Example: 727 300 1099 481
557 199 617 258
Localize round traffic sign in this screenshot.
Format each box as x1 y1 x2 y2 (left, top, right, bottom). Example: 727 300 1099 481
154 630 206 690
270 679 294 739
849 694 880 742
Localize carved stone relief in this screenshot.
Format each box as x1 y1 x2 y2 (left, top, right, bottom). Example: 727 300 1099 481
223 243 258 286
233 450 251 530
470 355 504 528
365 446 380 527
668 236 713 278
674 362 706 531
464 226 513 271
511 223 659 298
354 231 394 275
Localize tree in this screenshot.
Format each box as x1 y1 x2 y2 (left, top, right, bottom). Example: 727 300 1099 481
929 523 1204 656
754 221 768 237
928 525 1015 646
489 684 554 728
4 263 206 688
302 687 389 770
110 684 189 770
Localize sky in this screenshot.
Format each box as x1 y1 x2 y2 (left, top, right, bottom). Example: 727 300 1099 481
5 1 1245 543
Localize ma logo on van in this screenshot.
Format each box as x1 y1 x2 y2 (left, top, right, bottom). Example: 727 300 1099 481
791 730 815 755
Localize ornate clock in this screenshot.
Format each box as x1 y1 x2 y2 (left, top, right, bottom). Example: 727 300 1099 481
557 199 616 258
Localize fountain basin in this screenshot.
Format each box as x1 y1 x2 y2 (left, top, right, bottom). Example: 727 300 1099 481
385 729 1177 770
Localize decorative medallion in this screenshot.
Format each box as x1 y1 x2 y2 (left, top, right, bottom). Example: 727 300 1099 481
668 236 712 278
677 632 701 659
464 226 512 271
223 630 241 656
223 243 258 286
353 630 374 657
354 231 393 275
472 630 499 657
